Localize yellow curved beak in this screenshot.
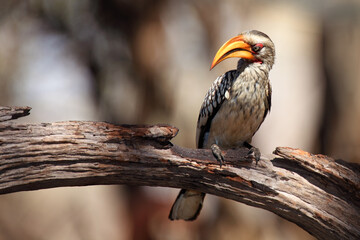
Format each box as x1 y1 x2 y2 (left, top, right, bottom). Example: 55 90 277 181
210 35 255 70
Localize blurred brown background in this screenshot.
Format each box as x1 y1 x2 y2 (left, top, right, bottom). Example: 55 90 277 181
0 0 359 239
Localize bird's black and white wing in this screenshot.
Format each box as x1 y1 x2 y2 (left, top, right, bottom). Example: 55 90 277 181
264 80 272 118
196 70 238 148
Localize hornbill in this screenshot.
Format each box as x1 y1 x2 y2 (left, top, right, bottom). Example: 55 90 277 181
169 30 275 221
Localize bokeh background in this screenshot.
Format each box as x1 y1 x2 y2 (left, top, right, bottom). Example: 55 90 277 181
1 0 360 239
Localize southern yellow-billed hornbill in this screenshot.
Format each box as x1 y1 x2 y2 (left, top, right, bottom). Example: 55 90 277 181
169 30 275 221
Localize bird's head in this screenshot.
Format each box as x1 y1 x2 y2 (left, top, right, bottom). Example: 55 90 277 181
210 30 275 70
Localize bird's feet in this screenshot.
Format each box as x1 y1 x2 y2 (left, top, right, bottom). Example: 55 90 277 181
211 144 224 168
244 142 261 165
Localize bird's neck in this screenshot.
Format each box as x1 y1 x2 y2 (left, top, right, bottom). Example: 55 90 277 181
236 59 270 82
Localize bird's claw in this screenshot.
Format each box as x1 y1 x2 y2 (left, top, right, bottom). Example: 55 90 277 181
246 146 261 165
211 144 224 167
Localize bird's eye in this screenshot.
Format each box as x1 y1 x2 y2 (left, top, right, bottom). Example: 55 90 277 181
252 43 264 53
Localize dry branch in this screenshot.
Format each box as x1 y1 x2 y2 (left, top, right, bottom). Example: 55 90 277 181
0 106 31 122
0 106 359 240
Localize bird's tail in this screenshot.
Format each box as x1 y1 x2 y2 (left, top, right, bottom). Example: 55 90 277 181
168 189 205 221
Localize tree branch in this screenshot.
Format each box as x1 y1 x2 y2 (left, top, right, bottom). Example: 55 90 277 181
0 107 359 240
0 106 31 122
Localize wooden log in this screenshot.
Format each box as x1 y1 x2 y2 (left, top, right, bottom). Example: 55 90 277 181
0 106 359 240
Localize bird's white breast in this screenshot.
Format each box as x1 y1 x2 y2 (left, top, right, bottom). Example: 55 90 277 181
204 75 267 149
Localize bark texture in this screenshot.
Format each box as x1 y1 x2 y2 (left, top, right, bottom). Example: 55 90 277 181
0 106 359 240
